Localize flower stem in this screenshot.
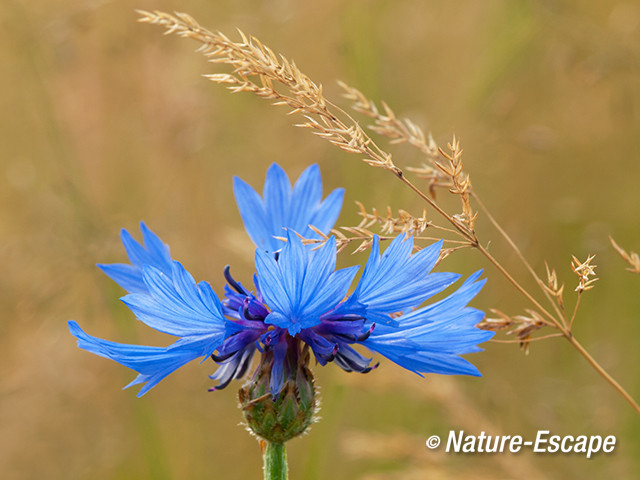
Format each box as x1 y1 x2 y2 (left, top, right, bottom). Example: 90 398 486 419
263 442 288 480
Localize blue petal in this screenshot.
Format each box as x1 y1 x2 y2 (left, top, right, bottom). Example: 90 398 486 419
233 176 273 250
335 236 458 325
289 164 323 228
254 250 291 314
98 222 173 293
257 233 358 335
98 263 147 294
389 271 486 330
384 350 484 377
290 165 345 237
68 321 217 396
233 163 344 252
263 164 293 236
122 261 228 338
309 188 344 234
362 271 493 377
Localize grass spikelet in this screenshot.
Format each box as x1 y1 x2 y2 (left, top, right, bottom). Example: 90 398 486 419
479 309 557 354
610 236 640 274
436 136 476 232
542 262 565 309
570 254 598 293
355 201 431 236
338 81 439 158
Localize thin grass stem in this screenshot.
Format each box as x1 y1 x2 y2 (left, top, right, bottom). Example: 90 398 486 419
490 333 564 344
569 293 581 330
472 192 569 326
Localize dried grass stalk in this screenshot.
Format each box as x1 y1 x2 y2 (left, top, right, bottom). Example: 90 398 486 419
138 10 398 174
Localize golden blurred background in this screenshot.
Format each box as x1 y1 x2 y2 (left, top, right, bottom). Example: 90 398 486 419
1 0 639 478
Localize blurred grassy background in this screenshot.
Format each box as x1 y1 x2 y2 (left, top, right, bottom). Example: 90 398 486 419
1 0 639 478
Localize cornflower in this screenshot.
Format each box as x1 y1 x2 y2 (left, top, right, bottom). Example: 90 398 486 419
69 163 493 399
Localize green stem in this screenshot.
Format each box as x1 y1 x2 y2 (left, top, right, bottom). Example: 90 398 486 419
263 442 288 480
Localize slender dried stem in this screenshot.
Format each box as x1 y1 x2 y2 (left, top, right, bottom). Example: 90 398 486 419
490 333 564 344
472 192 569 326
569 294 581 330
474 244 557 326
567 336 640 415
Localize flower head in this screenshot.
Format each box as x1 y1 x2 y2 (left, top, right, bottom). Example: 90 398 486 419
69 164 493 398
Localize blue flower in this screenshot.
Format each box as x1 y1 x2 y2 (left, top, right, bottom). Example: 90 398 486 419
233 163 344 252
69 164 493 397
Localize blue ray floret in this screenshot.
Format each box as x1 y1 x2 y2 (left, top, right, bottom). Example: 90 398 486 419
233 163 344 252
69 163 493 397
97 222 174 294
